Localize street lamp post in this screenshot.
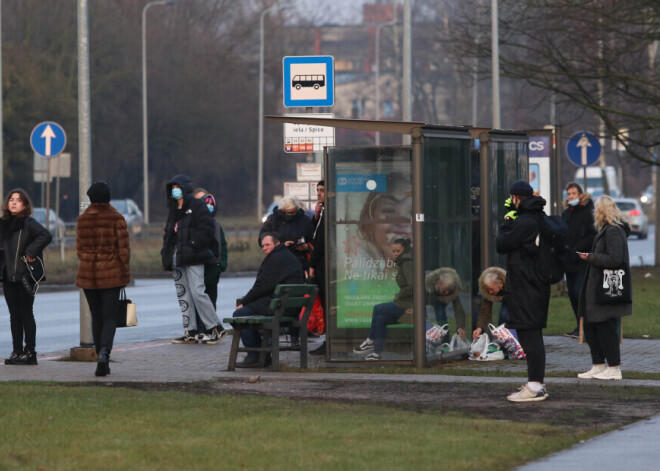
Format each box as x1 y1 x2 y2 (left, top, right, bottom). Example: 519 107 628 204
374 19 397 145
257 4 289 221
142 0 179 225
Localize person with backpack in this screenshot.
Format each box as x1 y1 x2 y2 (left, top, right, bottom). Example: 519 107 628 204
561 182 596 339
496 180 551 402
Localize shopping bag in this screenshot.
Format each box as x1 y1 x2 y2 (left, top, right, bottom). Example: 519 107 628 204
300 296 325 334
489 323 525 359
117 288 138 328
476 342 505 361
469 333 489 360
426 323 450 346
449 333 471 352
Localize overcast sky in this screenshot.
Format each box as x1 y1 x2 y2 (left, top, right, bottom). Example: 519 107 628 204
295 0 370 25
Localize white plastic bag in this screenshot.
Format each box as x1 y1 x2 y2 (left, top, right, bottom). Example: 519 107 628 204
477 342 505 361
469 333 489 360
426 323 450 346
449 333 471 352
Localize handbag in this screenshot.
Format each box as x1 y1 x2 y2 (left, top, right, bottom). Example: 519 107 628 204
594 267 632 304
20 256 45 296
117 288 138 327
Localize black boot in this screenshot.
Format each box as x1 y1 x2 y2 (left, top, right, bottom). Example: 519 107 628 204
95 348 110 377
4 350 23 365
13 349 37 365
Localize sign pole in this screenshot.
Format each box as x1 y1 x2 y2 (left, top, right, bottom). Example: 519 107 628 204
583 166 587 193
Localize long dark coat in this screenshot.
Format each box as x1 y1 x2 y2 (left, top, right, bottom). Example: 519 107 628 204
578 223 633 322
495 196 551 330
76 202 131 289
562 194 597 273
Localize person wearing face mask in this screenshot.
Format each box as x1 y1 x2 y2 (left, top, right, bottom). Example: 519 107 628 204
161 175 220 344
496 180 551 402
561 182 596 339
192 188 228 343
259 195 312 274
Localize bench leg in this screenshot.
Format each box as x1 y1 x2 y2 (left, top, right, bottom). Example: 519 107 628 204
259 328 271 368
300 329 308 369
227 327 241 371
271 326 280 371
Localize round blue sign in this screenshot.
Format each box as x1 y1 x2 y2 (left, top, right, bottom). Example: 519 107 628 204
30 122 67 158
566 131 601 167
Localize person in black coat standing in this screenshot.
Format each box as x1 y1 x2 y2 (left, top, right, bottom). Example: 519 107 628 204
561 182 596 338
161 174 220 344
308 181 326 355
232 233 304 367
0 189 52 365
496 180 551 403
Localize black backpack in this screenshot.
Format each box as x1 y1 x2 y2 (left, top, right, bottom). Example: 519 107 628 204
534 214 568 284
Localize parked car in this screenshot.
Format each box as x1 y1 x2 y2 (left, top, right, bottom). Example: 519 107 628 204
613 197 648 239
33 207 66 241
110 198 144 237
640 184 653 207
261 200 279 223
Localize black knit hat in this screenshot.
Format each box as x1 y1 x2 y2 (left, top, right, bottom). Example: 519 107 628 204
509 180 533 197
87 181 111 203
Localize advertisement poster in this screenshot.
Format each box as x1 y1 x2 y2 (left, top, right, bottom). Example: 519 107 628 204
334 163 412 328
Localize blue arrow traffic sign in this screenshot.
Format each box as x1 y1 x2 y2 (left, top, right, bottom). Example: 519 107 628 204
566 131 601 167
30 122 67 158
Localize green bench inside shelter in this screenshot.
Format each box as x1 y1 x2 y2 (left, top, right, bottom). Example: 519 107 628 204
223 284 319 371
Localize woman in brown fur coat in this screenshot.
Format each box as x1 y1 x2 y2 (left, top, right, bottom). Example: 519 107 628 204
76 182 131 376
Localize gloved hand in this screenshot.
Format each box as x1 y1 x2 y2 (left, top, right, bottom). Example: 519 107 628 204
503 198 518 221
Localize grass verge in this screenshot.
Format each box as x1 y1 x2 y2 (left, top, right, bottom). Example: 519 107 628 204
0 382 585 471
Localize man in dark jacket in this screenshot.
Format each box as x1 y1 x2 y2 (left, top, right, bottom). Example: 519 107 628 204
161 174 220 344
561 182 596 338
308 181 326 355
496 180 551 403
232 233 304 367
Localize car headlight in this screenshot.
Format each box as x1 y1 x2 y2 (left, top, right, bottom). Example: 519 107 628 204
641 195 649 203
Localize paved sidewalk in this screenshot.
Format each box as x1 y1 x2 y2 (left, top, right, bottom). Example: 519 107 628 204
1 334 659 470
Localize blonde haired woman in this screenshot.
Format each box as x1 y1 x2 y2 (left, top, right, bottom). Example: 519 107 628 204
577 195 632 380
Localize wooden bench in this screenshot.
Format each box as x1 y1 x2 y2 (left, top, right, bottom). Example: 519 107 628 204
223 284 319 371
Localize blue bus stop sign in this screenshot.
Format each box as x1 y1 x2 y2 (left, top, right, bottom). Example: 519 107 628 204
30 122 67 158
566 131 601 167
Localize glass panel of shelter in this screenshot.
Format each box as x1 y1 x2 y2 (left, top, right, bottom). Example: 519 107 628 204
326 146 413 361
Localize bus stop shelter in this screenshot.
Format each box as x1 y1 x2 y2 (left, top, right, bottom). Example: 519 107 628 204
267 116 529 367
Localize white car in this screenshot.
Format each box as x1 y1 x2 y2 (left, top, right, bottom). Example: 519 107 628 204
33 207 66 241
613 197 648 239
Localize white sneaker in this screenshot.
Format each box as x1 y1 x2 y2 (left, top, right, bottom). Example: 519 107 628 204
365 352 381 361
592 366 622 380
507 384 549 403
577 364 607 379
353 338 374 354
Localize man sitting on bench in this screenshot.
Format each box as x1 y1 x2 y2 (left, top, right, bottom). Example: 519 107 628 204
232 233 304 367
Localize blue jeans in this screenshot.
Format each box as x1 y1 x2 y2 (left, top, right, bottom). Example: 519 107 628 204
233 306 260 357
565 271 585 327
369 302 405 354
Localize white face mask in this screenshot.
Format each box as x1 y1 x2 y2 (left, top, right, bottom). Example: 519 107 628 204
568 199 579 207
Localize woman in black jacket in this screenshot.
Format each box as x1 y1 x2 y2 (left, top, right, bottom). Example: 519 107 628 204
0 189 52 365
577 195 632 380
561 182 596 338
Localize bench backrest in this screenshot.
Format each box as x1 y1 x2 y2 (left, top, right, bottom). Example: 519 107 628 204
269 284 318 314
